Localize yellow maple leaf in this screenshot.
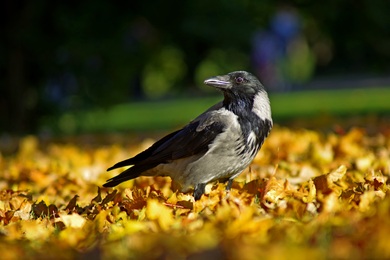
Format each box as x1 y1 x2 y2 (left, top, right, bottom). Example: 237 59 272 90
146 199 175 231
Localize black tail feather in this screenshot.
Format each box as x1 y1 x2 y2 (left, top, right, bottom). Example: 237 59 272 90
103 163 157 187
107 158 137 171
103 177 130 187
106 129 181 172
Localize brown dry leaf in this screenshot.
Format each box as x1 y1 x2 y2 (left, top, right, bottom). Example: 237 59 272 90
65 195 80 212
31 200 49 218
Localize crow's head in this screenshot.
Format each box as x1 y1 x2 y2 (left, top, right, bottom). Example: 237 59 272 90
204 71 271 120
204 71 265 98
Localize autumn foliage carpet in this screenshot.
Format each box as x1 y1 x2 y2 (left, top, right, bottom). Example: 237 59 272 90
1 125 390 259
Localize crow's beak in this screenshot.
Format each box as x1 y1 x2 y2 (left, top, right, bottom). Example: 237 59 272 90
204 75 231 89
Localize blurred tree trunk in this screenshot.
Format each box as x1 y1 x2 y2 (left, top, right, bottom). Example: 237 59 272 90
3 0 34 134
6 48 28 133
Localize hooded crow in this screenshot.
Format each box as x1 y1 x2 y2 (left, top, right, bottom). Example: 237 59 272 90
103 71 273 200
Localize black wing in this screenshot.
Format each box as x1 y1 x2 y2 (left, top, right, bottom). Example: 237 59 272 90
103 119 225 187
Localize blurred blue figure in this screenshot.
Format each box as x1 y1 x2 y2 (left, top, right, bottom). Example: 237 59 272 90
252 6 314 91
252 31 281 90
271 8 301 55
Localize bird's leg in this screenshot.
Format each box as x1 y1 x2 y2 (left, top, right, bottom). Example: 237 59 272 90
224 179 234 200
194 183 207 201
226 179 233 191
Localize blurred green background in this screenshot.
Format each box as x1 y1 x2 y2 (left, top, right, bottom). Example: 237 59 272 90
2 0 390 135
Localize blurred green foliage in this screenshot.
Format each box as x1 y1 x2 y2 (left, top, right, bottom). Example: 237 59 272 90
142 46 187 98
2 0 390 133
43 87 390 135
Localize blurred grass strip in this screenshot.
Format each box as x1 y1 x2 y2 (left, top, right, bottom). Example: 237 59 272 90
53 87 390 133
271 87 390 118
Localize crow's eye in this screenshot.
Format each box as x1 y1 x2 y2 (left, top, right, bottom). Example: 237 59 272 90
235 77 244 84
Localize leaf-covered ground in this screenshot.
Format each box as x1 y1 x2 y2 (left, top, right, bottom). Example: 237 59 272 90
1 125 390 259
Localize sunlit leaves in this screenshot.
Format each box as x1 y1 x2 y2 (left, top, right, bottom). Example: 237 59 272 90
1 126 389 258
